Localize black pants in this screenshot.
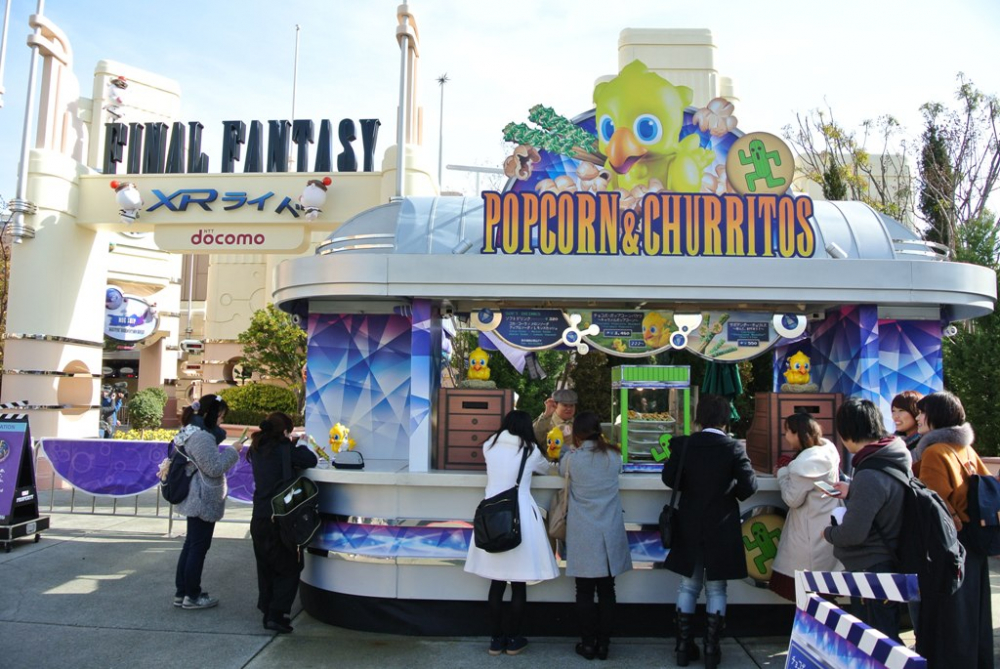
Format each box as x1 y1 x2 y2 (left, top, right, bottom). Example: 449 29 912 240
849 559 900 642
251 516 303 622
575 576 617 643
488 580 526 638
175 516 216 599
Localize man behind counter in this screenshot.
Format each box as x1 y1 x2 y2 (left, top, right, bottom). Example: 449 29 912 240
533 388 578 445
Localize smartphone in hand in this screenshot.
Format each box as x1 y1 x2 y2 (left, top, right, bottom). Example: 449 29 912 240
237 426 250 444
814 480 841 497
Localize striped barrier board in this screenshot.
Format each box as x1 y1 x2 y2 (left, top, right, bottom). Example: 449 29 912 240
785 570 926 669
0 400 28 421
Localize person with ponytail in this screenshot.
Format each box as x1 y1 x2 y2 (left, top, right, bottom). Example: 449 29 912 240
247 412 317 633
173 394 242 611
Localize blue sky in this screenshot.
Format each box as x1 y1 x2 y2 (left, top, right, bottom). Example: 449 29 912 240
1 0 999 200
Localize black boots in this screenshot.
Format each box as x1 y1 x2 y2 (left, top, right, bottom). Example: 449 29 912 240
575 637 597 660
704 612 725 669
675 611 700 667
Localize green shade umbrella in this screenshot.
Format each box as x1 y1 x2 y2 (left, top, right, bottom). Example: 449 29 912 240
702 361 743 421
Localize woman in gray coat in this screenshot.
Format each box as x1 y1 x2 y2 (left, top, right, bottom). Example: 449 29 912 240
560 412 632 661
173 395 243 610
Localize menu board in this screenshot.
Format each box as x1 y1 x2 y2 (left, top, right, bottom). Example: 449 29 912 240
489 309 566 349
687 312 778 361
577 310 675 357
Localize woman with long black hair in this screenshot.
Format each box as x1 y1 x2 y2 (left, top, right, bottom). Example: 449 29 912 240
173 394 241 610
247 411 317 633
464 410 558 656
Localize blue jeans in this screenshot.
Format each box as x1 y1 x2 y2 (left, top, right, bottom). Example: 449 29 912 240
677 562 728 615
175 516 216 599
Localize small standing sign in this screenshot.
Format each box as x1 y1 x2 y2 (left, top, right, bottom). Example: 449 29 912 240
0 402 49 552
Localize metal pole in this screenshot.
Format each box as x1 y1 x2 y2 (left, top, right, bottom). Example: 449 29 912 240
395 5 410 198
9 0 44 243
291 24 300 123
185 255 194 337
436 73 448 186
0 0 12 108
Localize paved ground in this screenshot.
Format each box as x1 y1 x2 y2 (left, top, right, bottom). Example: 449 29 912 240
1 489 997 668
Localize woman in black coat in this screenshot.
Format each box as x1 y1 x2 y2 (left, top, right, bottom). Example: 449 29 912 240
247 412 318 634
661 394 757 669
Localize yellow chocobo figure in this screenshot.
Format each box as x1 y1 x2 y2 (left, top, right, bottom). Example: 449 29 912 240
593 60 714 193
642 311 672 349
329 423 356 453
783 351 812 386
546 427 565 461
467 347 491 381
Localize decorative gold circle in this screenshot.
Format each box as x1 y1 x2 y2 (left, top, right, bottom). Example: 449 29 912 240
725 132 795 196
740 507 786 585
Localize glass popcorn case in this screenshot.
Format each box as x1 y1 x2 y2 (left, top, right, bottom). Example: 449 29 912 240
612 365 691 467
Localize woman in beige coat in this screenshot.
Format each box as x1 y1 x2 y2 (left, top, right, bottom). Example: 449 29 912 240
770 413 843 601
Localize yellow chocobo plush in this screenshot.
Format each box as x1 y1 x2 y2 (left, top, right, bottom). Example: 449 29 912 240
783 351 812 386
329 423 356 453
593 60 714 193
467 347 491 381
546 427 565 461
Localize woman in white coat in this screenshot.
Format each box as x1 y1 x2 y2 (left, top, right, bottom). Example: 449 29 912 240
465 410 558 656
769 412 843 601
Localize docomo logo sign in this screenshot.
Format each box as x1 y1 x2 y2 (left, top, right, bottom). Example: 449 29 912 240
191 229 266 247
155 224 308 253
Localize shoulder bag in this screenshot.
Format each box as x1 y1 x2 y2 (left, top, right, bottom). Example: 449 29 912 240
955 447 1000 555
270 444 321 550
547 455 571 540
658 440 689 549
473 445 530 553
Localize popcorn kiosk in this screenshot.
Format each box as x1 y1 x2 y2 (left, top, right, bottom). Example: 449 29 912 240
613 365 692 466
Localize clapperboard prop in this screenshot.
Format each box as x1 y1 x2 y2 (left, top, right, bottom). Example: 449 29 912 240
0 402 49 552
786 570 925 669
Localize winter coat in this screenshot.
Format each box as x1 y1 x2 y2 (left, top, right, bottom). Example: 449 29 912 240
533 412 571 448
822 437 911 571
248 435 318 520
174 424 240 523
661 431 758 580
560 441 632 578
915 423 989 524
464 431 559 583
772 439 843 577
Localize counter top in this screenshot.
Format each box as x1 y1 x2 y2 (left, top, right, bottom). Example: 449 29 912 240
307 460 780 492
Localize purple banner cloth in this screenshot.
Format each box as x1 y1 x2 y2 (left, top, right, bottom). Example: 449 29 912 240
226 454 255 504
40 439 256 501
41 439 168 497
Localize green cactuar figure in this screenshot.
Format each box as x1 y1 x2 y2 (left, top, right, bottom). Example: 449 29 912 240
738 139 786 192
742 520 782 576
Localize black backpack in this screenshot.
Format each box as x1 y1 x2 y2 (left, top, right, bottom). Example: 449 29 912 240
160 442 195 505
857 458 966 596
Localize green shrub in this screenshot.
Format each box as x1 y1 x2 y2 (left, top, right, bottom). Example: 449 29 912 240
219 383 298 426
128 388 168 432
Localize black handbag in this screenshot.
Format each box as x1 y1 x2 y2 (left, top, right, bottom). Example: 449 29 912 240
270 445 321 550
659 440 689 549
473 446 530 553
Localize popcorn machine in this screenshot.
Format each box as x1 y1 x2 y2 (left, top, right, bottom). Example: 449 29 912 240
612 365 691 466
